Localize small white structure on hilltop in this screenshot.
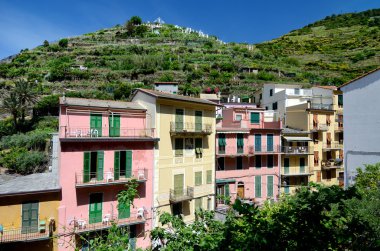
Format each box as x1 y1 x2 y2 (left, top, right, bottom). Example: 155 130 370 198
154 17 165 25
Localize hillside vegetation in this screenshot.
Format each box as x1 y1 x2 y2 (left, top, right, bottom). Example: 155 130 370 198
0 9 379 99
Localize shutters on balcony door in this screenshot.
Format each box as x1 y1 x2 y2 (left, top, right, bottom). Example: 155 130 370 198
255 134 261 152
125 151 132 178
267 134 273 152
114 151 120 180
83 152 90 183
22 201 39 234
284 158 290 174
255 176 262 198
175 109 184 131
174 174 184 196
89 193 102 224
90 113 102 137
195 111 202 132
327 132 331 145
118 202 130 219
97 151 104 181
109 114 120 137
300 157 305 173
267 176 274 197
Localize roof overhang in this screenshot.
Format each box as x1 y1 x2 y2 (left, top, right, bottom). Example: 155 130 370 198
216 179 236 184
283 136 312 142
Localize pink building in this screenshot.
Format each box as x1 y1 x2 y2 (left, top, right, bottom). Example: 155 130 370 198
57 97 157 250
215 104 282 207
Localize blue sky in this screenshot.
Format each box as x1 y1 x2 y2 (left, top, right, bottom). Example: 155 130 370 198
0 0 379 59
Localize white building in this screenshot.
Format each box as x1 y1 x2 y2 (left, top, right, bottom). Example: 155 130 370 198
154 82 179 94
339 68 380 187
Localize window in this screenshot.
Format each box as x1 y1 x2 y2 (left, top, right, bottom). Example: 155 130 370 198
195 138 203 158
206 170 212 184
265 106 268 110
259 93 262 100
175 138 183 157
114 151 132 180
118 191 130 219
90 113 102 137
22 201 39 234
255 134 262 152
269 89 273 96
255 176 261 198
255 155 262 168
338 95 343 107
195 198 202 211
175 109 184 131
218 134 226 154
195 171 202 186
195 111 202 132
236 157 243 170
237 134 244 153
235 114 242 121
314 151 319 166
284 158 289 174
218 157 225 170
267 176 274 197
267 155 273 168
83 151 104 182
109 114 120 137
294 88 300 95
300 158 305 173
172 202 182 216
89 193 103 224
207 197 212 210
272 102 278 110
250 112 260 124
253 97 256 103
267 134 274 152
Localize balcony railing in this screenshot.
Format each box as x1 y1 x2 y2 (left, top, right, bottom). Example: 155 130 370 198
216 146 246 155
321 160 343 170
216 145 281 155
169 187 194 203
282 146 313 155
60 127 155 139
310 103 333 110
75 169 148 187
0 226 49 243
323 142 343 150
251 145 282 154
71 211 147 234
334 124 343 131
310 123 329 131
170 122 212 135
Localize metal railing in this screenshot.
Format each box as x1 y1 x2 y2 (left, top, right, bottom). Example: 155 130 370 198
71 211 148 234
310 123 329 131
216 146 245 155
169 187 194 202
250 145 282 153
170 122 212 134
75 169 148 186
321 160 343 170
282 146 313 154
323 142 343 150
60 127 155 139
310 103 333 110
334 124 343 131
0 226 49 243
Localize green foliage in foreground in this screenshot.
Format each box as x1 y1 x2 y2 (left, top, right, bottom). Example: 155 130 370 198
0 147 47 174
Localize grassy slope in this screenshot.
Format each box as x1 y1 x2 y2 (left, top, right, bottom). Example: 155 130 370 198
0 9 379 98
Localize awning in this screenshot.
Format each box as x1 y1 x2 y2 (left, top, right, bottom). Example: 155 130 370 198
283 136 312 142
217 131 249 134
216 179 236 184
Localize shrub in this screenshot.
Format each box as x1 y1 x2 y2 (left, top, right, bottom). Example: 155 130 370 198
0 147 47 174
43 40 49 47
0 118 16 138
33 95 60 117
0 130 52 151
257 71 276 81
58 38 68 48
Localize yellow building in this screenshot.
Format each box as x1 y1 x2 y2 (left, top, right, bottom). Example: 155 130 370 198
132 89 219 224
286 87 344 187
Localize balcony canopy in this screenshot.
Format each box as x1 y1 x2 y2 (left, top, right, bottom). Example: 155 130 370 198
283 136 312 142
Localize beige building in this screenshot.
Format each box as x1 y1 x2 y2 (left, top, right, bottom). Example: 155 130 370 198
132 89 219 224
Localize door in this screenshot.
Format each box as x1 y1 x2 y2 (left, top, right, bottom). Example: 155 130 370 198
284 158 290 174
118 200 130 219
109 114 120 137
174 174 184 197
114 151 120 180
267 176 274 197
89 193 102 224
255 134 261 152
267 134 273 152
300 158 305 174
237 184 244 198
125 151 132 178
195 111 202 132
175 109 184 131
90 113 102 137
22 201 39 234
97 151 104 181
83 152 91 183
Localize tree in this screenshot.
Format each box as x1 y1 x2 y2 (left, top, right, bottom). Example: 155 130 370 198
58 38 68 48
43 40 49 47
128 16 142 26
2 91 20 129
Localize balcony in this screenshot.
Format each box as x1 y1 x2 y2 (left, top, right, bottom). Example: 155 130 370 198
59 127 156 141
310 123 329 131
251 145 282 154
216 146 247 156
310 103 333 110
72 211 147 234
0 226 49 243
169 187 194 203
285 89 312 97
321 160 343 170
323 142 343 151
75 169 148 188
170 122 212 135
282 146 313 155
334 124 343 132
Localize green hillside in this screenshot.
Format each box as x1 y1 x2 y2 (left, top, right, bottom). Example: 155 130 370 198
0 9 379 98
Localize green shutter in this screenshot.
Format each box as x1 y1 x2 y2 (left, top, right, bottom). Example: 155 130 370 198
218 134 226 146
338 95 343 106
267 134 273 152
174 174 184 196
250 112 260 124
90 113 102 137
195 111 202 132
126 151 132 178
300 157 305 173
89 193 102 224
206 170 212 184
175 109 184 131
118 203 130 219
175 138 183 157
114 151 120 180
225 184 230 197
109 114 120 137
267 176 274 197
237 134 244 147
83 152 90 183
195 198 202 211
97 151 104 181
255 134 261 152
284 158 290 174
195 171 202 186
255 176 262 198
22 201 39 234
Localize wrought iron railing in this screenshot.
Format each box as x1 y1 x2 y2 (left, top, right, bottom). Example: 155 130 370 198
282 146 313 154
60 127 155 139
0 226 49 243
75 169 148 186
169 187 194 202
170 122 212 134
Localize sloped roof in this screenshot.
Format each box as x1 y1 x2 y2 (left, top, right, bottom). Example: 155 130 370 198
315 85 337 90
282 127 309 134
134 88 222 106
339 67 380 89
60 97 145 110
